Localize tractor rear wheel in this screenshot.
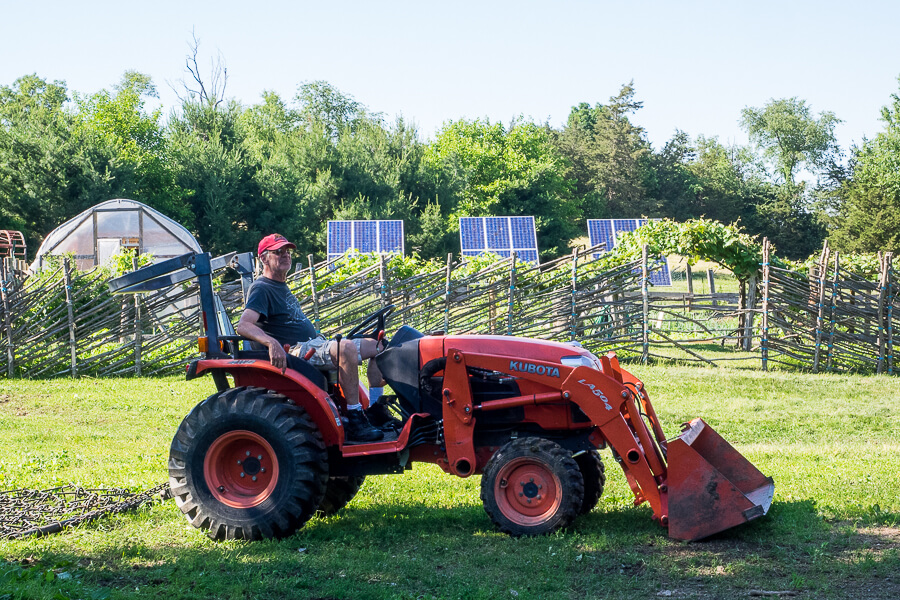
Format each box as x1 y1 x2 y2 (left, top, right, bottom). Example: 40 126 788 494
317 476 366 517
168 386 328 540
575 450 606 514
480 437 584 536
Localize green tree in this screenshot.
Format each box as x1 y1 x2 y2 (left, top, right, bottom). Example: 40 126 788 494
71 72 186 223
168 100 259 254
740 97 840 186
0 75 74 248
829 78 900 253
555 83 655 219
426 117 578 258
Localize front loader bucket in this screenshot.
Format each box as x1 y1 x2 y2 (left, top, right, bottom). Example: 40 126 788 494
666 418 774 541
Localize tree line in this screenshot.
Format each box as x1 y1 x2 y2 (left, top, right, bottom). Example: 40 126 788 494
2 69 898 264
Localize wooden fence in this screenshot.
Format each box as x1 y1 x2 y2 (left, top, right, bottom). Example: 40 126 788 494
0 241 896 379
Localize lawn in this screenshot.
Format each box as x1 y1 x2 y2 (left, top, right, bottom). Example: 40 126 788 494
1 366 898 599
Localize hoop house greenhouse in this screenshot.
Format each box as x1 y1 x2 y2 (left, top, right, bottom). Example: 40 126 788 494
29 199 201 272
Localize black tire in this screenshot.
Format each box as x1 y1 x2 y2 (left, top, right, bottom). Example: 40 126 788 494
168 386 328 540
575 450 606 515
480 437 584 537
317 476 366 517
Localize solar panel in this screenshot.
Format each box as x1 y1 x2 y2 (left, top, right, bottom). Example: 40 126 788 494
586 219 672 286
327 220 405 262
459 216 539 263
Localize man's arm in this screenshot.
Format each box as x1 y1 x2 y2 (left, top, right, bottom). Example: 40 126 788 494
236 308 288 372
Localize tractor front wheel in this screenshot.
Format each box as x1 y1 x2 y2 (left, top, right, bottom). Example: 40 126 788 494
575 449 606 514
317 476 366 517
168 386 328 540
480 437 584 536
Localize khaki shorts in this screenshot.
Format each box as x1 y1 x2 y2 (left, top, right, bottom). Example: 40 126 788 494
289 336 363 370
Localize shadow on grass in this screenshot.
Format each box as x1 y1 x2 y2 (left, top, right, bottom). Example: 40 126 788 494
2 499 899 600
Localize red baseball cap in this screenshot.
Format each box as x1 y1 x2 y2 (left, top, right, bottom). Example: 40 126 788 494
258 233 296 255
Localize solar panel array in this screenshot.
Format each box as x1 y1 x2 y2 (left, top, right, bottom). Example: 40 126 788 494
586 218 672 286
327 220 405 262
459 216 539 263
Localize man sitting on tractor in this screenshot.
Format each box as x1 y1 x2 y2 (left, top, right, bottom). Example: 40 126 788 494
236 233 385 442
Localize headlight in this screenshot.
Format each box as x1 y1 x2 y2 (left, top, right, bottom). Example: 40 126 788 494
560 355 597 369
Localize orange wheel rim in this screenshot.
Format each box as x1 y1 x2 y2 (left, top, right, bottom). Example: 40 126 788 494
494 457 562 526
204 430 280 508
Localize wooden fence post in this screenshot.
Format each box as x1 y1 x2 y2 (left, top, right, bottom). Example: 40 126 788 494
826 253 839 372
887 253 894 375
63 258 78 377
641 245 650 363
743 274 758 352
507 252 517 336
307 254 321 333
761 239 770 371
132 256 142 377
877 252 889 374
707 269 717 307
0 262 14 376
570 249 578 342
379 253 388 308
685 262 694 311
443 253 453 335
813 243 830 373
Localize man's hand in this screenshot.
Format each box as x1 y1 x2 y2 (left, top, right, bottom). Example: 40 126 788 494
268 341 288 374
237 307 288 373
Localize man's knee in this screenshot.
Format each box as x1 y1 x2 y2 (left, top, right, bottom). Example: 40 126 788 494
330 339 361 367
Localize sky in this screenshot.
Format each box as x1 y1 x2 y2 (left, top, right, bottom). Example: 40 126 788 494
2 0 899 155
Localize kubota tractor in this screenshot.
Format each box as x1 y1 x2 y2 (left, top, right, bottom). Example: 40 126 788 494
110 252 774 541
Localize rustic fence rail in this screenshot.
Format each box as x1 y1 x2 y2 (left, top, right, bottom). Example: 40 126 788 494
0 241 896 379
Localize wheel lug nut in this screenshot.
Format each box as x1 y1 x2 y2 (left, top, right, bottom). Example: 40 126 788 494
537 495 542 500
529 478 534 483
519 492 524 497
526 498 532 503
240 472 245 478
252 476 257 482
260 468 266 473
246 451 251 457
237 460 242 465
257 455 263 460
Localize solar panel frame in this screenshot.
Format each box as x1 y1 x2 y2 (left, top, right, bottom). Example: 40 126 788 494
326 220 405 262
459 216 539 263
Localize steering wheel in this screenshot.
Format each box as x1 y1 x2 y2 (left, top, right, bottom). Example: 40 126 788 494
346 305 395 341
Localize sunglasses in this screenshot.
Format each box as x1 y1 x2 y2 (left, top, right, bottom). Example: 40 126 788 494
265 248 293 257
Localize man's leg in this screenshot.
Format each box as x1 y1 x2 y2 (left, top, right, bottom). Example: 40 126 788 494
329 338 383 442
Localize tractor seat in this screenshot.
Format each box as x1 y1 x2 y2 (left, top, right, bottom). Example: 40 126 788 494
217 335 328 391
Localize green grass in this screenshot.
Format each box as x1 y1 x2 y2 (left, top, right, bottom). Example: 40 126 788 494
1 368 899 599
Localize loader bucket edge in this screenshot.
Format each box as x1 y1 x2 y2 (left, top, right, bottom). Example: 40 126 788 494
666 418 774 541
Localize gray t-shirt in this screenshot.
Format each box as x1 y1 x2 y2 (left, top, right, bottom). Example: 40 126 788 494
244 277 317 347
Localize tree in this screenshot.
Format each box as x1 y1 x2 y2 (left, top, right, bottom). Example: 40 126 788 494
426 117 578 258
554 83 655 219
174 30 228 107
740 97 840 186
829 78 900 253
71 72 186 223
0 75 74 247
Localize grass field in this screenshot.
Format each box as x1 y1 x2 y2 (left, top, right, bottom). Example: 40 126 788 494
1 366 899 600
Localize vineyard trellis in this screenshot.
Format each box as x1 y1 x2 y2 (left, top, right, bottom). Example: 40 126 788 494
0 240 896 379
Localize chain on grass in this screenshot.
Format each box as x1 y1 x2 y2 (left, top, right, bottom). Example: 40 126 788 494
0 482 170 540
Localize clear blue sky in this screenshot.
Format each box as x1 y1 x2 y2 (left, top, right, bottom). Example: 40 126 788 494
3 0 899 154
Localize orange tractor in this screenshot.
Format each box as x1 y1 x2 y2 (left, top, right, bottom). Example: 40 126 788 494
111 252 773 541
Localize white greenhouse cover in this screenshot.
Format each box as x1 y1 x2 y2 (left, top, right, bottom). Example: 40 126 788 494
30 199 201 272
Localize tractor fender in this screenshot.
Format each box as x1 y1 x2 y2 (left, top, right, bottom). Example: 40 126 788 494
186 358 344 446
